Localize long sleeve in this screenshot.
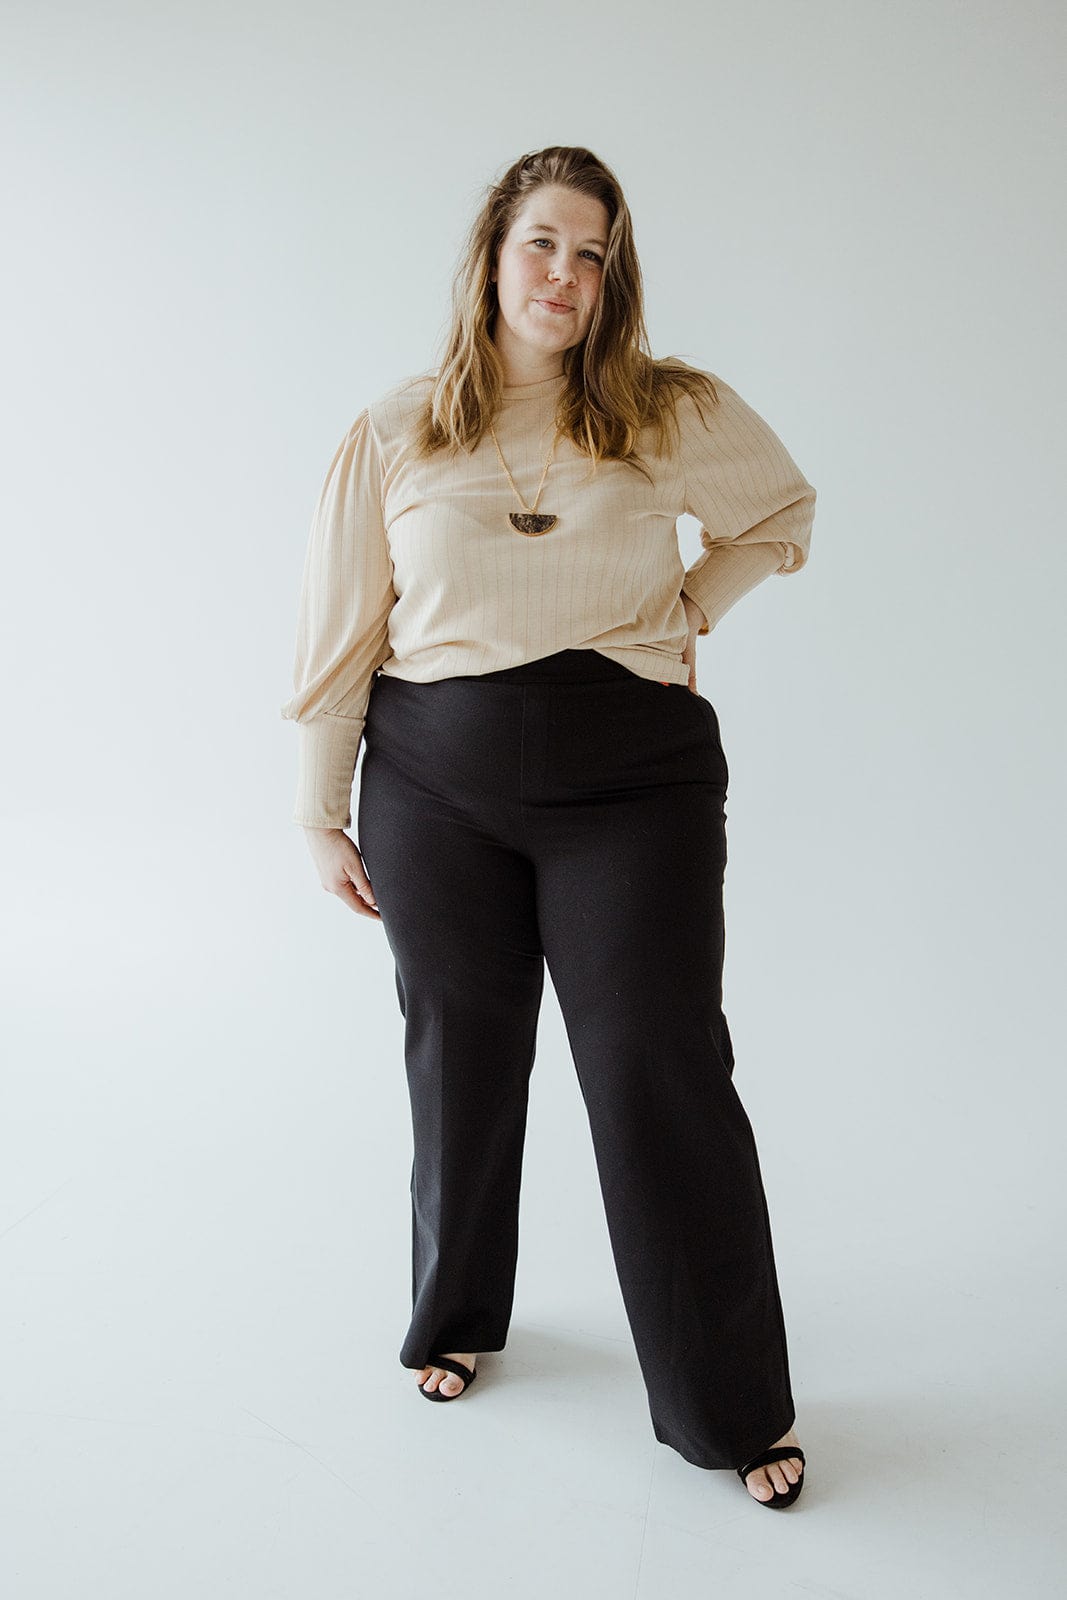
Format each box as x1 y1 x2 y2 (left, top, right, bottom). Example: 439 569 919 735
280 408 397 828
678 375 817 636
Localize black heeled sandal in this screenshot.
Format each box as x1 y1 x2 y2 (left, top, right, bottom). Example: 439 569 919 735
736 1445 806 1508
418 1355 478 1402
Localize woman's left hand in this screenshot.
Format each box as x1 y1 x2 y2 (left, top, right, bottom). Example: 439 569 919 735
680 594 706 694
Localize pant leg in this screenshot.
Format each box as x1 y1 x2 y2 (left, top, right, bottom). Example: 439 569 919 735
356 671 545 1369
527 673 795 1470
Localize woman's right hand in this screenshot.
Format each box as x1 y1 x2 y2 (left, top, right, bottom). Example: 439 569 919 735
302 827 381 920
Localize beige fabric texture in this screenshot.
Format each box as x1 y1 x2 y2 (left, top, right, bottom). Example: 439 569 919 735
281 364 817 828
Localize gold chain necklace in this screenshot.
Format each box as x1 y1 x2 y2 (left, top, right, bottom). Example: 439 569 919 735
487 420 559 536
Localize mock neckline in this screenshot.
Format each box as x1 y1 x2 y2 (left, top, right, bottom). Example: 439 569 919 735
500 372 568 399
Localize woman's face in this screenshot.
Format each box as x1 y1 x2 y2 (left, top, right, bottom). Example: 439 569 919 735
491 184 609 374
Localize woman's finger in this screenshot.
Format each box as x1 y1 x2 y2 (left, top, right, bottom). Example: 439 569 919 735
344 867 379 913
334 877 381 917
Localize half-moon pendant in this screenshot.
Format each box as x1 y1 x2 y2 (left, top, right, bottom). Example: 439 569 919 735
509 512 558 536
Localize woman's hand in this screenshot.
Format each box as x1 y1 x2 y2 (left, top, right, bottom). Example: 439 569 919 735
302 827 381 920
680 594 707 694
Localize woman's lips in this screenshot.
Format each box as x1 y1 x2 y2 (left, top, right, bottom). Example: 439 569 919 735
535 299 575 313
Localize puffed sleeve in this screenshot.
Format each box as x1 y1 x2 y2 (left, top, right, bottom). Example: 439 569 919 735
678 373 817 636
280 408 397 828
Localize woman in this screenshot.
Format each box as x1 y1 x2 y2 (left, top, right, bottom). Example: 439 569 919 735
281 146 816 1509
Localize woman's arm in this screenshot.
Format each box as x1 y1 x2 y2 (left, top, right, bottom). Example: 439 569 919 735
680 592 707 693
280 407 397 830
678 373 817 638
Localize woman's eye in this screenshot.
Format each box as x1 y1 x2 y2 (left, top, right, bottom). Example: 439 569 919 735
531 239 602 263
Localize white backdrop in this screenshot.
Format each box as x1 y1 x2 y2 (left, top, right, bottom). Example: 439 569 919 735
2 2 1064 1595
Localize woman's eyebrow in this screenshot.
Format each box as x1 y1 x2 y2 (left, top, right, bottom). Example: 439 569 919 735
526 223 607 248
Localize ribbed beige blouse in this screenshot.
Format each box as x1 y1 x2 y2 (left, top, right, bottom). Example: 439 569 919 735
281 364 817 829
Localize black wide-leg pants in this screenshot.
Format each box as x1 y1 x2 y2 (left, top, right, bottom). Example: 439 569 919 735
355 647 795 1471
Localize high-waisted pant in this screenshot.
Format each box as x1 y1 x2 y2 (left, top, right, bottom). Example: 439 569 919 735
355 647 795 1471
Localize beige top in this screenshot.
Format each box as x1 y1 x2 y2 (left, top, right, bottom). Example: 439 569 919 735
281 364 817 828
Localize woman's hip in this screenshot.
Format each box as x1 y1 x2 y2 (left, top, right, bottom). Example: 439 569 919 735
362 649 729 807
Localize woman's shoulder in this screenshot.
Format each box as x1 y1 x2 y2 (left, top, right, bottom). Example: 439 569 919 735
636 358 728 461
656 357 728 410
361 370 435 447
369 369 435 415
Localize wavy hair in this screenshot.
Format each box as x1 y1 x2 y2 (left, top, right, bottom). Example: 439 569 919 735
404 145 719 485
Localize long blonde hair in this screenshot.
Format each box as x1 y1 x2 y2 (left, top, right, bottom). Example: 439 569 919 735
404 145 719 486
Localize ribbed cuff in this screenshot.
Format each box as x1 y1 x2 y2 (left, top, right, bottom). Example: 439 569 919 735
291 712 365 829
682 542 790 635
681 588 712 637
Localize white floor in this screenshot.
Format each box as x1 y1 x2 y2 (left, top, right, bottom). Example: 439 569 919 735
1 820 1062 1599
